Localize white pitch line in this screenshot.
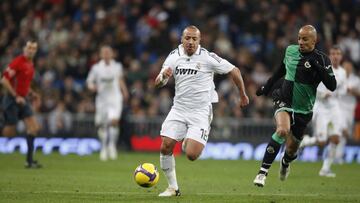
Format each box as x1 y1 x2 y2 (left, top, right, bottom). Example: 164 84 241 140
196 192 360 197
1 190 360 198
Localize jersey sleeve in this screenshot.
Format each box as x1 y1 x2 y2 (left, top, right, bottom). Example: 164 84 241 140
161 50 177 72
207 52 234 74
320 56 334 77
315 54 336 91
3 57 20 80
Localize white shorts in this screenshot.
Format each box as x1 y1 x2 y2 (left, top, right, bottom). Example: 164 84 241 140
160 105 213 146
312 111 342 142
95 102 123 125
340 109 355 134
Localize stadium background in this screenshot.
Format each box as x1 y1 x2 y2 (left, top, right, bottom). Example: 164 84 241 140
1 0 360 161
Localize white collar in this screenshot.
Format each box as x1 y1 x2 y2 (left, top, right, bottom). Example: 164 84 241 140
178 44 201 56
99 59 114 66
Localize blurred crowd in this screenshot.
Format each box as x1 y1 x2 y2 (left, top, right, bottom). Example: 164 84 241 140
1 0 360 133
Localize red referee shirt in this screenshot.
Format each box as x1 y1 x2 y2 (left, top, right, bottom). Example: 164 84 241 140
3 55 35 97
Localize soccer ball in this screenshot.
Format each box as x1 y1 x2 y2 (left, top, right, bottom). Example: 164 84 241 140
134 163 159 187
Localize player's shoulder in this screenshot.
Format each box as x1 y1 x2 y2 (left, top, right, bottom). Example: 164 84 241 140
11 55 25 63
113 60 123 67
202 48 225 63
8 55 25 68
285 44 299 52
91 62 101 71
313 49 331 64
168 48 180 57
313 48 328 58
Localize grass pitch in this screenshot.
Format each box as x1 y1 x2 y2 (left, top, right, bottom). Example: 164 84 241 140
0 152 359 203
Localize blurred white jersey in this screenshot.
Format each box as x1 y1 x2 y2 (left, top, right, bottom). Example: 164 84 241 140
314 66 347 113
86 59 124 124
162 45 234 109
313 66 347 139
340 73 360 130
87 59 124 104
341 73 360 112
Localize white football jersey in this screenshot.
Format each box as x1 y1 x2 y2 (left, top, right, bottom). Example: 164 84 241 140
162 45 234 109
86 59 124 104
341 73 360 112
314 66 347 113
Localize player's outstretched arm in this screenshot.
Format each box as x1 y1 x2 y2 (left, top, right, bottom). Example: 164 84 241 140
229 67 249 107
155 67 172 88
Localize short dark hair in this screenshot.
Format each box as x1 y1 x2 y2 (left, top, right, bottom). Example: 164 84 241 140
330 45 342 52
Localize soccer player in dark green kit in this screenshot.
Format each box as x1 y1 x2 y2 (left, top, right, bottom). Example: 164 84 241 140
253 25 337 187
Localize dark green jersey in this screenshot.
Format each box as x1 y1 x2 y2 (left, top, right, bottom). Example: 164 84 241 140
263 45 336 114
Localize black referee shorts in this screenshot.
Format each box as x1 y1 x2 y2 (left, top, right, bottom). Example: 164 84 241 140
1 94 33 125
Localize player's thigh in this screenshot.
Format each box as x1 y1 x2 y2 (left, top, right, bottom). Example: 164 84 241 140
95 104 107 126
274 111 291 136
24 115 40 135
185 106 212 152
314 114 330 142
2 125 17 137
108 103 122 126
160 108 187 142
290 113 312 143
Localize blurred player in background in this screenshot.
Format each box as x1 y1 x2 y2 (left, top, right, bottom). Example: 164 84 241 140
335 61 360 163
86 45 129 161
254 25 337 187
155 25 249 196
1 39 41 168
300 46 347 177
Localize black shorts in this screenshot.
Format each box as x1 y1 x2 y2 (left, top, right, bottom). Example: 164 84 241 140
2 94 33 125
273 99 313 141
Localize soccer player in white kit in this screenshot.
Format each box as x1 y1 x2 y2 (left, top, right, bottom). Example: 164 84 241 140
335 61 360 163
86 46 129 161
301 46 346 177
155 25 249 196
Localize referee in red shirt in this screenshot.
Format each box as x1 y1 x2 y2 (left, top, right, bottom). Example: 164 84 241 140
1 39 41 168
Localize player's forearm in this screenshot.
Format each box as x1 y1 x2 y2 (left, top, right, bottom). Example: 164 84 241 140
263 63 286 94
1 77 17 97
87 82 96 92
230 67 247 97
155 73 168 88
317 68 337 91
119 79 129 99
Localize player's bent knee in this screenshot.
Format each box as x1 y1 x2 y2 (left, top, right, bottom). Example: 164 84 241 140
329 136 340 145
160 138 176 155
186 152 200 161
276 128 289 137
2 126 17 137
318 141 326 147
27 126 40 136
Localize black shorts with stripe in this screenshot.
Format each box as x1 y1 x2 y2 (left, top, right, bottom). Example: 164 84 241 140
273 99 313 141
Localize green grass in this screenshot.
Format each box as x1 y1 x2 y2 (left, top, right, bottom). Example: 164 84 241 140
0 152 360 203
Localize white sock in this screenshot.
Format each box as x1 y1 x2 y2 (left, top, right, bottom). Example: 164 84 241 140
302 136 317 146
321 143 336 171
160 153 178 190
109 126 119 149
335 137 346 161
98 127 107 149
